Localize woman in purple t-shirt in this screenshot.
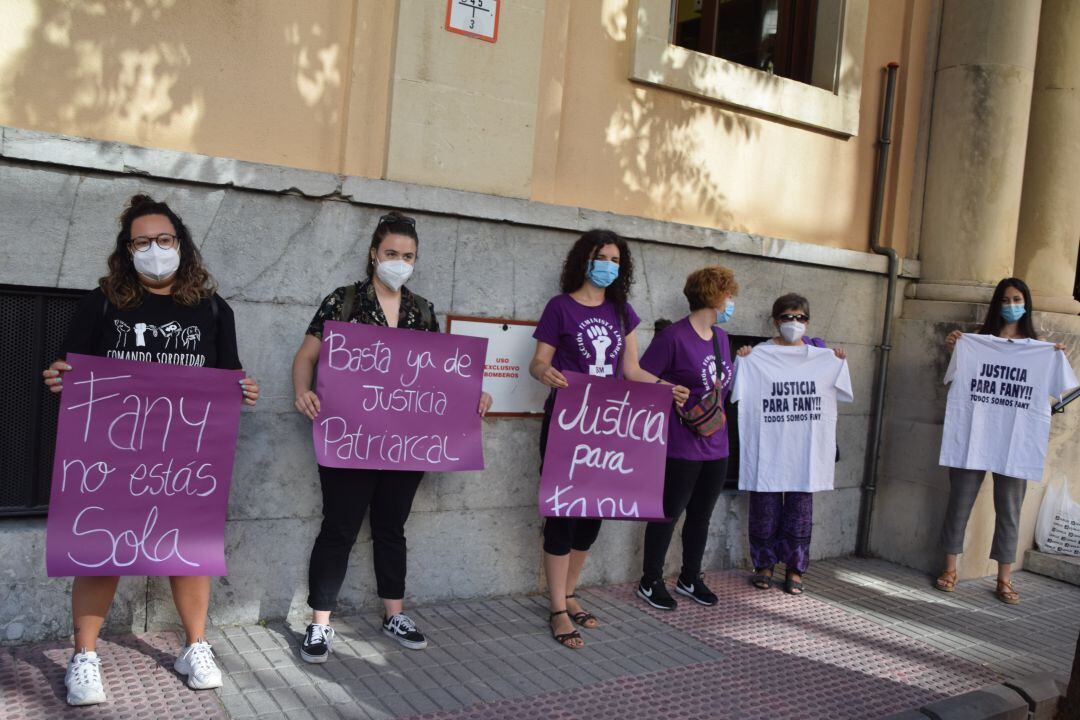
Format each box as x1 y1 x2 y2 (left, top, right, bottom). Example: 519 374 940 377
636 266 738 611
530 229 689 649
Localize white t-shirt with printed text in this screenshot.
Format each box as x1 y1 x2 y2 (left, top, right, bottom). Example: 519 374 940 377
732 344 854 493
940 334 1078 481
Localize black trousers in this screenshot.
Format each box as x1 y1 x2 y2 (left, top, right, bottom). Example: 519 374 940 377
307 465 423 611
539 406 603 556
641 457 728 584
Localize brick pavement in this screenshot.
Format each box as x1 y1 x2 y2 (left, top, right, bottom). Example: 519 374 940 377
2 557 1077 720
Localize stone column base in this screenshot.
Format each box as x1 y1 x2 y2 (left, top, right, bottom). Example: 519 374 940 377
905 282 996 304
1030 293 1080 315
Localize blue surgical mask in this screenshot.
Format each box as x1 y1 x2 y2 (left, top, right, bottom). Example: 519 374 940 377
587 260 619 288
1001 303 1026 323
716 299 735 324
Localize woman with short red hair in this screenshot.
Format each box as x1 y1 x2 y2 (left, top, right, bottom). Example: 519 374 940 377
636 265 738 610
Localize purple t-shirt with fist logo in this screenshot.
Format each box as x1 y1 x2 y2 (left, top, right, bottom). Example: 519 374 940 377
533 294 641 382
641 316 733 461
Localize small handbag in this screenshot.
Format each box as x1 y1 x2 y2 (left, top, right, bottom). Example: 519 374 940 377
674 330 726 437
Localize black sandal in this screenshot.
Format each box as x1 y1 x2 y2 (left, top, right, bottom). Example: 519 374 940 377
549 610 583 649
565 594 599 628
784 572 804 595
750 568 773 590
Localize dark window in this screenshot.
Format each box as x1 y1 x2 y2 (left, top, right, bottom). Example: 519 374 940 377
0 285 88 517
673 0 818 85
723 333 770 489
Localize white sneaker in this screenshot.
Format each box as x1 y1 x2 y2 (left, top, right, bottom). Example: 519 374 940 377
65 650 106 706
173 640 223 690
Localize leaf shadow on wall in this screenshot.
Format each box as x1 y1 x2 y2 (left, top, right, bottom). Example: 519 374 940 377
1 0 347 172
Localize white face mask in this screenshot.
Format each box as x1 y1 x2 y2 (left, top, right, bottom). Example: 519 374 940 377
132 244 180 281
375 257 414 291
779 321 806 343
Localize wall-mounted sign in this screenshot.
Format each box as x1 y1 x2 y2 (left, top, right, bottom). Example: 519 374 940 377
447 316 546 416
445 0 500 43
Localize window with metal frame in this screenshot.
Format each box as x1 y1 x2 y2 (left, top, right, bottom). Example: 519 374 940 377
0 284 88 517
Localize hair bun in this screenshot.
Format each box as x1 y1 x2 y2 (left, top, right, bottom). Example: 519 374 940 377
127 193 156 208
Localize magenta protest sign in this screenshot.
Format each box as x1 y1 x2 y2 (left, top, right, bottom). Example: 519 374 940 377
313 320 487 471
46 354 244 577
539 371 670 520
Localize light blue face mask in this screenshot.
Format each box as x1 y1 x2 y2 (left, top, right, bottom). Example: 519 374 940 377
716 299 735 324
1001 303 1026 323
587 259 619 288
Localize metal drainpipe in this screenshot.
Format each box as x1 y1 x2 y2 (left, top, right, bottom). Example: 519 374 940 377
856 63 901 557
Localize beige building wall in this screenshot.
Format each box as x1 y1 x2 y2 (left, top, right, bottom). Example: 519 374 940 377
383 0 546 198
0 0 934 256
0 0 357 173
530 0 934 257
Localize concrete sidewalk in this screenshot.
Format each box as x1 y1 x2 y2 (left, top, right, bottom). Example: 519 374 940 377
3 557 1077 720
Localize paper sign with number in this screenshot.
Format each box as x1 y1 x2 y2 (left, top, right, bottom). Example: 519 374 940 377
445 0 500 43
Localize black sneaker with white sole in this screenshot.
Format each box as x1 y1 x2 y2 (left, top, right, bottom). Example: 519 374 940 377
382 613 428 650
676 575 719 606
300 623 335 663
637 578 677 610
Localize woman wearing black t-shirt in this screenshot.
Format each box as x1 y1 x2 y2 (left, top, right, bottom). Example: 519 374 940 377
291 212 491 664
42 194 259 706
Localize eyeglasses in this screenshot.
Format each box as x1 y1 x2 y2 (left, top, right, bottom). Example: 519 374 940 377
378 213 416 228
130 233 178 252
778 313 809 322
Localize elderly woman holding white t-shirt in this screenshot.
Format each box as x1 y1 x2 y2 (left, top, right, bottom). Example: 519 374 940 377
735 293 846 596
935 277 1070 605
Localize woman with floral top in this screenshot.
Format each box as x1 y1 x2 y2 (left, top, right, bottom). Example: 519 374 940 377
291 212 491 663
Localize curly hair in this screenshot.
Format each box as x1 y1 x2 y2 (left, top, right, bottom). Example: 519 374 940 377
683 265 739 310
100 194 216 309
365 210 419 279
559 229 634 327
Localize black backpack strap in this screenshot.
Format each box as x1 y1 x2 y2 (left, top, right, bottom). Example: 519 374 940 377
418 298 435 331
338 284 357 323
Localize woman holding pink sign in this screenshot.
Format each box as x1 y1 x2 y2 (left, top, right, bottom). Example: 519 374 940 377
42 194 260 706
530 229 689 649
635 266 738 611
292 211 492 664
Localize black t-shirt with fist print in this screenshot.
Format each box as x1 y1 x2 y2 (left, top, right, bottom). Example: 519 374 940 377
62 287 241 370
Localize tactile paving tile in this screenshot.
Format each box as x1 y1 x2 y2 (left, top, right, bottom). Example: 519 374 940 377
0 631 226 720
401 568 999 720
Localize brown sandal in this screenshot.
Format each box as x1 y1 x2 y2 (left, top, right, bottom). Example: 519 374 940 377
565 594 599 628
996 579 1020 605
934 569 957 592
549 610 583 649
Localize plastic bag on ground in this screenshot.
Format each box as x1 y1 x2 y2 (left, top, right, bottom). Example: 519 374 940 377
1035 479 1080 556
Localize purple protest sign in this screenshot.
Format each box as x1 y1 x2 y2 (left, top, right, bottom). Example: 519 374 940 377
45 354 244 577
539 371 670 520
313 320 487 471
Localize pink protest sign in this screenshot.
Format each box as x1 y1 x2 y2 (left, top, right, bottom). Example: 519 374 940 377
313 320 487 471
540 371 670 520
46 354 244 577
